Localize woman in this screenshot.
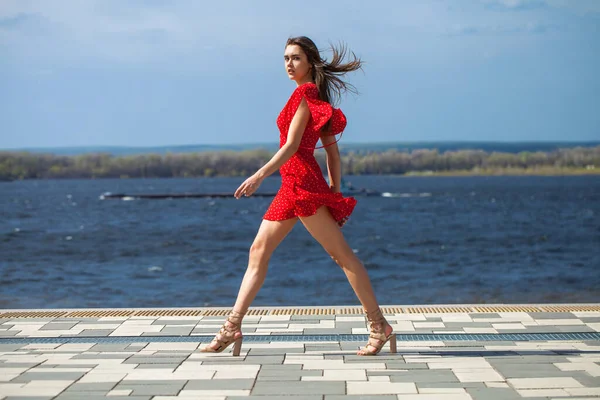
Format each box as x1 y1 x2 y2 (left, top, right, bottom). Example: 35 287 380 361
200 36 396 356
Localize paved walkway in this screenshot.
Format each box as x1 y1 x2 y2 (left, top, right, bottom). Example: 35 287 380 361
1 305 599 399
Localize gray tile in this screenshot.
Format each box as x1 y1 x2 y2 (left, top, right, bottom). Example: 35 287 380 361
72 353 127 359
529 312 579 319
466 387 522 400
66 382 117 391
418 382 486 389
88 344 132 352
325 396 397 400
252 381 345 395
389 370 459 383
471 313 500 318
184 379 255 390
243 355 285 364
123 357 187 364
76 329 113 336
115 383 183 396
257 369 322 380
260 364 302 371
556 325 596 332
230 397 322 400
134 363 180 369
39 322 77 330
10 371 87 383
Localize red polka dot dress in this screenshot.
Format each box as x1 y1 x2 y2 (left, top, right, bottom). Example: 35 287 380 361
263 82 357 227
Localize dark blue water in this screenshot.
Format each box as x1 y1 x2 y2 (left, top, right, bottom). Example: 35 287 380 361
1 175 599 309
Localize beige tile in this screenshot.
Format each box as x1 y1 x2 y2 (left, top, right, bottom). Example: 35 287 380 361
347 381 417 395
508 377 583 389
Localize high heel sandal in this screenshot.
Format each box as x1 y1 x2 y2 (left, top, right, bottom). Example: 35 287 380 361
199 309 245 356
358 307 397 356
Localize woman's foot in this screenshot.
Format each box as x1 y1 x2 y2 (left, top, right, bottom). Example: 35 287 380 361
199 309 245 356
357 308 396 356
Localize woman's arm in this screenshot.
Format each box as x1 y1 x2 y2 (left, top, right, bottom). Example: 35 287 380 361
321 134 342 193
234 98 311 199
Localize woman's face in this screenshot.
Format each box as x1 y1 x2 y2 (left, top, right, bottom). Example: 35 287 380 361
284 44 312 83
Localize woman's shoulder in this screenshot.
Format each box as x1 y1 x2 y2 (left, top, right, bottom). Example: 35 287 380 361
293 82 318 97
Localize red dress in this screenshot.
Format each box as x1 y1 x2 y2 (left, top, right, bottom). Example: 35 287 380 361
263 82 357 227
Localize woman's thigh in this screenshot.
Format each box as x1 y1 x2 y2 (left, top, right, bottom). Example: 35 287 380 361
298 206 354 263
252 217 298 256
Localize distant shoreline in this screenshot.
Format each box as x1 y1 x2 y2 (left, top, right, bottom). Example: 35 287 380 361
403 167 599 177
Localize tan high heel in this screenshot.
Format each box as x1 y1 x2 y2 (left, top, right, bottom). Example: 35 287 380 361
199 309 245 356
357 307 396 356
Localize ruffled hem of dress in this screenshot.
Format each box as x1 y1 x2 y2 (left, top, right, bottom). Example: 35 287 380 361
293 189 357 228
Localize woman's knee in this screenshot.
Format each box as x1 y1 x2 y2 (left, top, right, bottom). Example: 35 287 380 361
249 240 272 265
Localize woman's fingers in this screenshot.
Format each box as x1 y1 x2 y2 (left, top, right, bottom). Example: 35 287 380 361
234 179 259 199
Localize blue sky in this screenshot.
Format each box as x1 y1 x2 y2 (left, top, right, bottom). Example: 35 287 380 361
1 0 599 149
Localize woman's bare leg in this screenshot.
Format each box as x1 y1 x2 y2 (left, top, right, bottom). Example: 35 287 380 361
299 206 392 354
203 217 297 351
233 218 297 312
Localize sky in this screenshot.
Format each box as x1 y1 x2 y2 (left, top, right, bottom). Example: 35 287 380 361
1 0 599 149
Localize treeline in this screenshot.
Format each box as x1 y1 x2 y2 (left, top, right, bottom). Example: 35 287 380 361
1 146 599 180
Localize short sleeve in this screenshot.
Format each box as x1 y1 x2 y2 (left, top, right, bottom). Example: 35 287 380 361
290 83 332 132
292 83 348 149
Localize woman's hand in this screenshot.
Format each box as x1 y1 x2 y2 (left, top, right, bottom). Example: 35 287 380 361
330 185 341 193
234 174 263 199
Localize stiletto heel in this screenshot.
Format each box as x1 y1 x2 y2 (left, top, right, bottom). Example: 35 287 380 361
199 309 245 356
358 307 396 356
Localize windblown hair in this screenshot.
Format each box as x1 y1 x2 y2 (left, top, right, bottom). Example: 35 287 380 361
286 36 363 131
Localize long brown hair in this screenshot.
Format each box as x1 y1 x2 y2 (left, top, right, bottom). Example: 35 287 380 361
286 36 363 131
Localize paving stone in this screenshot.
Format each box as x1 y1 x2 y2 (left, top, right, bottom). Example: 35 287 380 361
4 397 55 400
229 397 322 400
325 396 397 400
529 312 579 319
490 363 569 378
75 329 113 336
54 396 151 400
134 364 181 369
557 325 596 332
246 348 301 355
158 326 194 335
66 382 117 391
123 357 187 364
304 328 352 334
251 381 345 395
445 322 492 328
257 369 322 380
10 371 87 383
0 344 24 351
471 313 501 319
384 362 429 370
243 355 285 364
465 387 522 400
71 353 128 359
388 370 459 383
581 317 600 323
115 383 184 395
38 323 77 331
184 379 255 389
151 320 199 325
305 344 342 351
289 315 335 320
260 364 301 370
417 382 486 389
88 344 132 352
